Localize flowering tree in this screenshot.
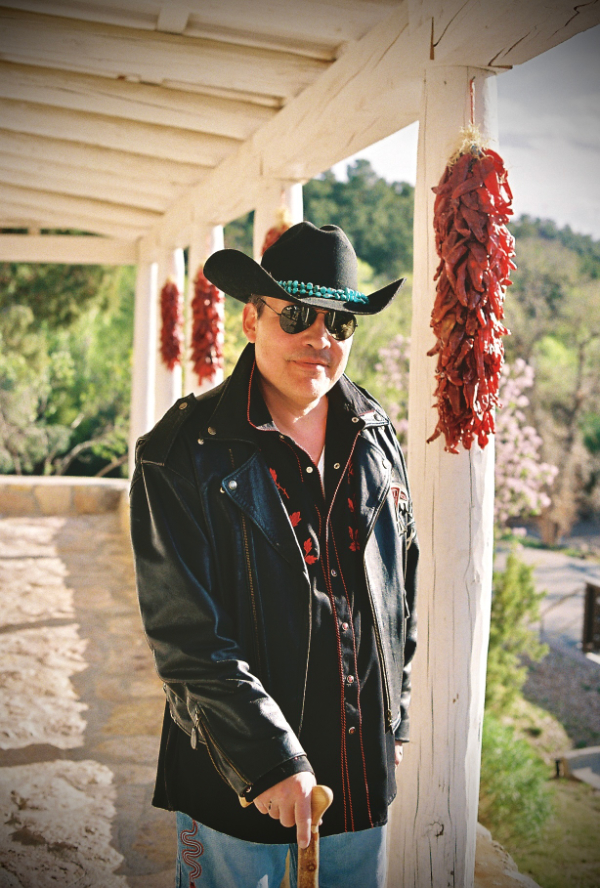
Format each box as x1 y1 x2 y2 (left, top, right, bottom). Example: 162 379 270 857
376 337 557 529
374 333 410 446
494 359 557 528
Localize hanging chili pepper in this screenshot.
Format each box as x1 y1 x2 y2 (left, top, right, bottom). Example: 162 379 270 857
261 206 292 255
190 266 224 385
160 278 182 370
428 132 515 453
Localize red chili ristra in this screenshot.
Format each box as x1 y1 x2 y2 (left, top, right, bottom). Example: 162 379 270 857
261 220 290 255
427 145 515 453
159 279 182 370
190 266 224 384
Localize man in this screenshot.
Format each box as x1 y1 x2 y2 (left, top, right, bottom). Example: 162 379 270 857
130 222 418 888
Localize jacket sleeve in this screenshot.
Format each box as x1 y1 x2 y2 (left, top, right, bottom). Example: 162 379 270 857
130 447 307 798
391 434 419 744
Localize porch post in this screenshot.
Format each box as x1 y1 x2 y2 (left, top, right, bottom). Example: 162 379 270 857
388 68 498 888
128 255 157 475
154 246 185 421
184 222 225 396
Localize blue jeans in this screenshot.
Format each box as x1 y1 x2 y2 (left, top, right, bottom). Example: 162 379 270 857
176 811 387 888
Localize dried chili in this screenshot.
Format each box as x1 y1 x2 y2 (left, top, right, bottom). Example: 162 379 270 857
261 206 292 255
190 266 224 384
159 278 182 370
427 139 515 452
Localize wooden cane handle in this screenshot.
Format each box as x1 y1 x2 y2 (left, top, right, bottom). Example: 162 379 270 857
310 784 333 831
298 785 333 888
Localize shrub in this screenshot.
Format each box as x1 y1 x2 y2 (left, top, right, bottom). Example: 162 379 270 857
479 713 553 846
486 549 548 715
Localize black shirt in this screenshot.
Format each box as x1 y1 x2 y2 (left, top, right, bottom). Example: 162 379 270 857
153 363 397 841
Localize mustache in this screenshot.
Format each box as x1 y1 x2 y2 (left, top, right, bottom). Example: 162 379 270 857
288 350 332 365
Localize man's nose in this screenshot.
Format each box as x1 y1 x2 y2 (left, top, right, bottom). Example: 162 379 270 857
303 311 330 345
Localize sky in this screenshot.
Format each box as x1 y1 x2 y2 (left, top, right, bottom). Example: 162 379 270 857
331 24 600 240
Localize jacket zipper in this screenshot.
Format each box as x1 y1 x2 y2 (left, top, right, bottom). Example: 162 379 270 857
363 488 394 730
228 449 264 681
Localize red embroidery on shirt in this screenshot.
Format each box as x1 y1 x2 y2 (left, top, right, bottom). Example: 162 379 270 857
347 497 355 513
349 526 360 551
303 538 318 564
269 467 289 499
290 511 301 527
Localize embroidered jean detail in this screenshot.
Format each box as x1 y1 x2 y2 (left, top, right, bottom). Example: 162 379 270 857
180 819 204 883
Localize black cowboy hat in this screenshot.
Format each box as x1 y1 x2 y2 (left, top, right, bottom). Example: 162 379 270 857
203 221 405 316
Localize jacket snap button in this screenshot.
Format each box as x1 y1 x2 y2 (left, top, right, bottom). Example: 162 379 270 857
228 480 238 491
351 417 359 423
347 674 355 684
333 462 341 470
197 438 204 445
348 726 356 735
179 402 188 410
208 427 216 435
341 621 349 631
306 466 314 474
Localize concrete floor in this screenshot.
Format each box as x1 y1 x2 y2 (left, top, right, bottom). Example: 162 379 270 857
0 511 542 888
0 514 174 888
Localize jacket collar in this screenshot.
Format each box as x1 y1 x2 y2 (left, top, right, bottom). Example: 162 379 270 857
202 343 388 443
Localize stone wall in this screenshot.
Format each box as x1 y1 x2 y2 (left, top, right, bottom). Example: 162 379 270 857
0 476 129 519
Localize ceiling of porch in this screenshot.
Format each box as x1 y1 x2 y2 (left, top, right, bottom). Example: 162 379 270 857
0 0 598 246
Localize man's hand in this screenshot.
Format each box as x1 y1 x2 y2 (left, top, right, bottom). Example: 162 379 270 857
395 741 404 767
254 772 316 849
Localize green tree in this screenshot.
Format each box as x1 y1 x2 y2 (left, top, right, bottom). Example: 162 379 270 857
0 264 134 476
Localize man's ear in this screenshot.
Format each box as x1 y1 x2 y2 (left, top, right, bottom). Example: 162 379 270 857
242 301 258 343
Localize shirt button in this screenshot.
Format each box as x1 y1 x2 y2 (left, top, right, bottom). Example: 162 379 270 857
331 569 337 577
347 675 355 684
382 458 389 468
333 462 341 470
306 466 314 474
348 726 356 735
341 622 349 631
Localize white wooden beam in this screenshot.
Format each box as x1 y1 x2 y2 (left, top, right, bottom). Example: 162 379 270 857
151 4 427 244
0 130 209 187
0 155 177 213
0 8 329 101
0 0 398 60
156 2 190 34
0 201 144 240
389 66 498 888
0 235 137 264
0 62 276 140
154 248 184 421
0 98 239 167
129 259 158 476
0 184 159 231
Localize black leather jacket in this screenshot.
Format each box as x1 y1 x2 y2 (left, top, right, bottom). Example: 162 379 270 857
130 345 418 799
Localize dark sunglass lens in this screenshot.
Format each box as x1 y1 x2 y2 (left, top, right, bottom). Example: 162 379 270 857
279 304 303 333
326 312 357 341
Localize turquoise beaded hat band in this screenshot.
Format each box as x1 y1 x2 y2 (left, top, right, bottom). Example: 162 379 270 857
276 280 369 306
203 222 405 316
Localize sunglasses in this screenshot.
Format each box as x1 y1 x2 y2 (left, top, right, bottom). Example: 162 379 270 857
258 299 357 342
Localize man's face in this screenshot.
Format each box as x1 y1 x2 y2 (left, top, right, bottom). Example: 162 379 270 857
242 297 353 412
